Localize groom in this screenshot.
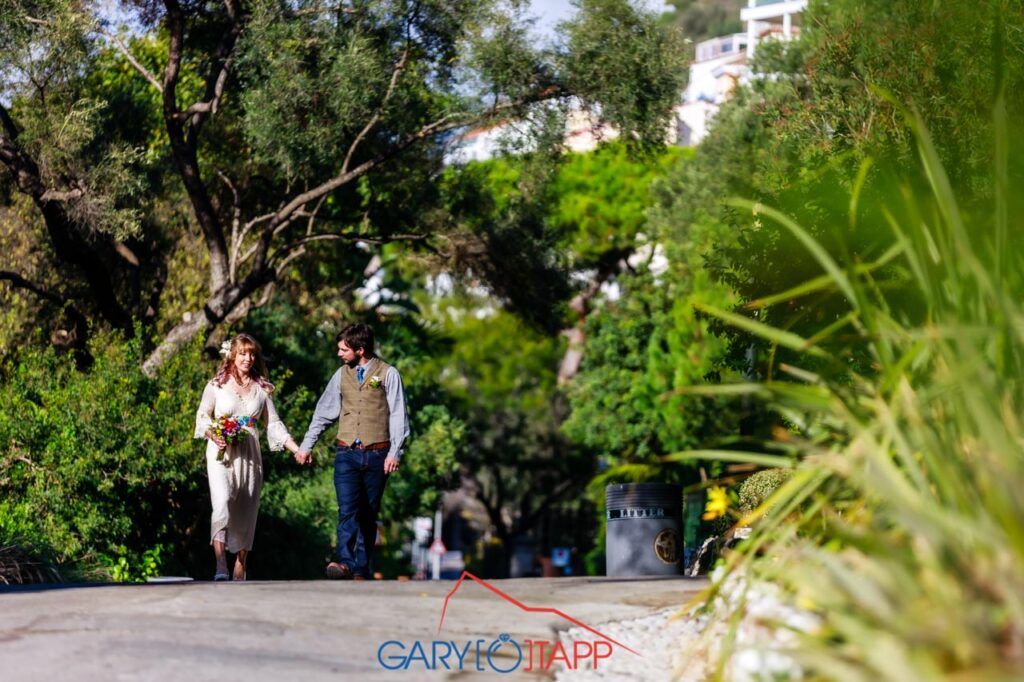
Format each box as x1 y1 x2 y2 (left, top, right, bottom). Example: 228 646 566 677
295 323 409 580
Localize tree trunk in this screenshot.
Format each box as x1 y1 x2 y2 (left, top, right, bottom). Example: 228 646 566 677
35 201 133 331
2 105 133 332
142 309 217 377
556 253 630 384
141 268 270 375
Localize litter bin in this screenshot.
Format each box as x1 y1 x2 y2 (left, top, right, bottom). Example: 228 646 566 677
605 483 682 576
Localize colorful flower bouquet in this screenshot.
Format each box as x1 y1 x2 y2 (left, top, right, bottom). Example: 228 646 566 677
211 415 252 463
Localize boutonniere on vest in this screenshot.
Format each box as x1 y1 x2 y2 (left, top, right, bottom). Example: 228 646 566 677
367 375 382 389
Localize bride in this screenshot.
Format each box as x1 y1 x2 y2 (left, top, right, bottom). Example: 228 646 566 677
194 333 300 580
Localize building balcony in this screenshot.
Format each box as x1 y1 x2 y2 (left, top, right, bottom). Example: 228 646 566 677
694 33 750 63
740 0 808 23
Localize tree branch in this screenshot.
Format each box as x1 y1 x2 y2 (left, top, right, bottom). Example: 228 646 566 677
141 266 274 376
39 187 84 202
0 105 132 330
161 0 231 293
273 247 306 276
275 193 328 243
270 232 426 267
179 0 243 141
0 270 90 344
341 47 409 176
268 90 561 236
96 27 164 94
0 270 65 306
0 103 21 142
216 169 242 282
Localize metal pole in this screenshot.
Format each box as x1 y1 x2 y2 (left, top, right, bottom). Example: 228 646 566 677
431 508 442 580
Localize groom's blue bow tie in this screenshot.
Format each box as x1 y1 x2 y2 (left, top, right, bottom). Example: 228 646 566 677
357 366 365 383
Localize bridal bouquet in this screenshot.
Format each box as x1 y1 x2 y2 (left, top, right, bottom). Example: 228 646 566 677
211 415 252 463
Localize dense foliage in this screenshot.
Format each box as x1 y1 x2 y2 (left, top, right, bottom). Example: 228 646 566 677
645 0 1024 678
0 0 685 372
0 315 465 580
0 335 211 578
689 124 1024 681
4 17 1023 677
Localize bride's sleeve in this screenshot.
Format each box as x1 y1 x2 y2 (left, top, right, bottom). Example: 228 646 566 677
194 383 216 439
263 394 293 451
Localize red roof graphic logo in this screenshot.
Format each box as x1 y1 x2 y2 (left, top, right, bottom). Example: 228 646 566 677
437 571 642 657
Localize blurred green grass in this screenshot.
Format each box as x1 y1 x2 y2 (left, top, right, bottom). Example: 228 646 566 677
684 106 1024 679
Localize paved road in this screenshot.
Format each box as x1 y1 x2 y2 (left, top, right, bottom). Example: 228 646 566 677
0 575 706 681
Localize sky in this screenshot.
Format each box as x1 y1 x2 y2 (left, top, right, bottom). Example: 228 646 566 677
93 1 669 40
530 0 584 36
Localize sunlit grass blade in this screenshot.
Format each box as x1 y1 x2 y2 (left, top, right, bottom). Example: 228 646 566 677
746 243 902 312
993 87 1008 287
662 449 795 469
849 156 876 231
694 302 829 356
726 197 858 305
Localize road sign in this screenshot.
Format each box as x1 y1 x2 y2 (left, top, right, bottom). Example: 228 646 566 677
413 516 433 544
429 538 447 556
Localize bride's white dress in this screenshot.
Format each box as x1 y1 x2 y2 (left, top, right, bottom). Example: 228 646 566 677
194 379 292 553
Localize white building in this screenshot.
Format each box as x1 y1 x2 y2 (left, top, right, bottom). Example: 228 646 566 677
444 122 509 164
447 0 810 160
563 109 619 154
674 33 749 146
444 107 619 164
741 0 807 58
673 0 807 146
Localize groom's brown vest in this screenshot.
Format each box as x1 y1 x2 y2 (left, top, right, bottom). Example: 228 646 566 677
337 358 394 446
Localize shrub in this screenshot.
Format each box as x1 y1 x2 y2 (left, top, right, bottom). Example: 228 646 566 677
0 331 328 580
0 542 63 584
738 469 792 514
0 332 209 578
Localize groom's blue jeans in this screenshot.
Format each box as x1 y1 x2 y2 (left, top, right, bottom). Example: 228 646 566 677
333 445 388 577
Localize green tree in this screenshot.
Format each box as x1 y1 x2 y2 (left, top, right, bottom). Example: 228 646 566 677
439 143 686 377
0 0 686 372
423 298 589 575
647 0 1024 383
662 0 745 46
0 333 213 577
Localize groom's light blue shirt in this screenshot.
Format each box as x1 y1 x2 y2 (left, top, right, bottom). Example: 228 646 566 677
298 364 410 460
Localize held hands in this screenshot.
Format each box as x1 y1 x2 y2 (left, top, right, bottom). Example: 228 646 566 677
285 441 312 466
288 450 395 469
206 430 227 450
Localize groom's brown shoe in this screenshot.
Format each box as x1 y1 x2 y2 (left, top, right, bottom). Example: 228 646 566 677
325 561 352 580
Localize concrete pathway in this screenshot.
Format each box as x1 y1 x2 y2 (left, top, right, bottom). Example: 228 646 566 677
0 575 707 681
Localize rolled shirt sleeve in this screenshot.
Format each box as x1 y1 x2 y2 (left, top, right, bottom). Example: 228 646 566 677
299 369 342 452
384 366 410 461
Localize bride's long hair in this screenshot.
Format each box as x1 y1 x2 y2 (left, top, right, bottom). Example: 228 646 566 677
213 333 275 393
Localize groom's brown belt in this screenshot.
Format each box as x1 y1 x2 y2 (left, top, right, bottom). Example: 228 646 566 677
336 439 390 451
